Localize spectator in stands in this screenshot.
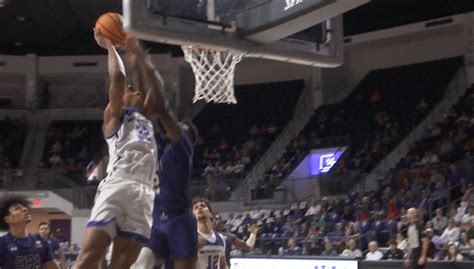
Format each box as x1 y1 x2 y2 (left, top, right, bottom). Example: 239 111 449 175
419 151 439 165
48 152 62 167
457 231 474 259
327 223 345 244
371 202 385 220
304 226 321 255
431 181 448 210
440 218 460 244
445 243 464 262
340 238 362 258
423 229 441 261
320 239 338 256
383 239 405 260
386 196 401 220
310 212 327 232
282 238 302 256
397 233 408 253
365 241 383 261
432 208 448 236
305 200 321 217
461 206 474 230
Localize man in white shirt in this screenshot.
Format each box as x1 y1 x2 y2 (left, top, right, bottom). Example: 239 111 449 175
431 208 448 235
365 241 383 261
304 200 321 217
461 206 474 224
440 218 460 244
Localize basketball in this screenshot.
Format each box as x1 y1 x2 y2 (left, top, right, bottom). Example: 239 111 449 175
95 13 127 44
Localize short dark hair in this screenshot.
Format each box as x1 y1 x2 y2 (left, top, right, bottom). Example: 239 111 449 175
388 239 397 246
192 197 213 215
38 222 49 228
0 195 31 230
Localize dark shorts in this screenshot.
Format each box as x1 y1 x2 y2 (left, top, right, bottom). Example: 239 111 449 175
148 211 197 260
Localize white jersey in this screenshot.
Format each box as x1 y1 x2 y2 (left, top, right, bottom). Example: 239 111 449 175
198 231 226 269
105 107 157 186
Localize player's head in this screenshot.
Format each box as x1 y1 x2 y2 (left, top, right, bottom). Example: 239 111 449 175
192 197 213 221
123 84 144 109
179 119 199 144
38 222 50 238
0 195 32 230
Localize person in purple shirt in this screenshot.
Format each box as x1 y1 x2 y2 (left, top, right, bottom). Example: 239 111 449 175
0 195 58 269
129 32 198 269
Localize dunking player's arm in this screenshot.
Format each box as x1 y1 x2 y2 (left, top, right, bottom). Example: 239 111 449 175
95 29 126 138
126 41 182 141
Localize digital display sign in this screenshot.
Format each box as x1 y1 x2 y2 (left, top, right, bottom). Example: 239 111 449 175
309 147 346 176
230 257 358 269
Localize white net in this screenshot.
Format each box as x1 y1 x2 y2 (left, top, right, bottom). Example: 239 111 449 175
182 46 243 104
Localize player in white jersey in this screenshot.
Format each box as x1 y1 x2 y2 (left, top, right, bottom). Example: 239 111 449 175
193 197 228 269
74 31 161 269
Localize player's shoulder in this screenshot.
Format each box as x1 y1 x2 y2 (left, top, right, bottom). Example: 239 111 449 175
0 233 7 244
215 231 227 243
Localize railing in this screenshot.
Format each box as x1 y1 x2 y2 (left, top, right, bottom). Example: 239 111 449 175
1 155 471 210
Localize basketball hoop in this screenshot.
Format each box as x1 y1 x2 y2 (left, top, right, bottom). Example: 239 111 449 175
182 46 243 104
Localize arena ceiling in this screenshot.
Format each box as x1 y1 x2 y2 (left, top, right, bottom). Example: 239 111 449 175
0 0 472 56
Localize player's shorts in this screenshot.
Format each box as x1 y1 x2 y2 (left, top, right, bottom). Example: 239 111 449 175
86 178 155 243
148 210 197 259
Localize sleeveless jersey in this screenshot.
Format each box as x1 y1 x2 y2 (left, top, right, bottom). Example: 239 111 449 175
105 107 157 186
197 231 226 269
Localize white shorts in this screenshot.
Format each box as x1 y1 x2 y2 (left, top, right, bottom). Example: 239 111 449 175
87 178 155 243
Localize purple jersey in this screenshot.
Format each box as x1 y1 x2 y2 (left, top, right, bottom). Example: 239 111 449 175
154 126 193 214
0 233 54 269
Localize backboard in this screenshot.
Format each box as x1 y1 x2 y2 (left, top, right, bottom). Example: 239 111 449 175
124 0 369 67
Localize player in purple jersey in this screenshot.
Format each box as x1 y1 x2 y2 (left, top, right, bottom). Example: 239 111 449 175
0 195 58 269
130 29 199 269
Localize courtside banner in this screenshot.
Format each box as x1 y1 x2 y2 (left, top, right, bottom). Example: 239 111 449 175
230 257 358 269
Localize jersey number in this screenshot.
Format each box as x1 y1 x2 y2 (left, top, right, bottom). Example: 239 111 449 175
207 255 219 269
136 123 152 142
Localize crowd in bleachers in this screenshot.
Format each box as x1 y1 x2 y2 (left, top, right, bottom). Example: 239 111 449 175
398 86 474 169
220 82 474 260
41 120 105 185
254 57 463 199
222 160 473 260
192 80 304 201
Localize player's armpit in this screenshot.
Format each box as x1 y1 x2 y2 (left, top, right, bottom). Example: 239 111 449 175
43 260 60 269
197 236 208 249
